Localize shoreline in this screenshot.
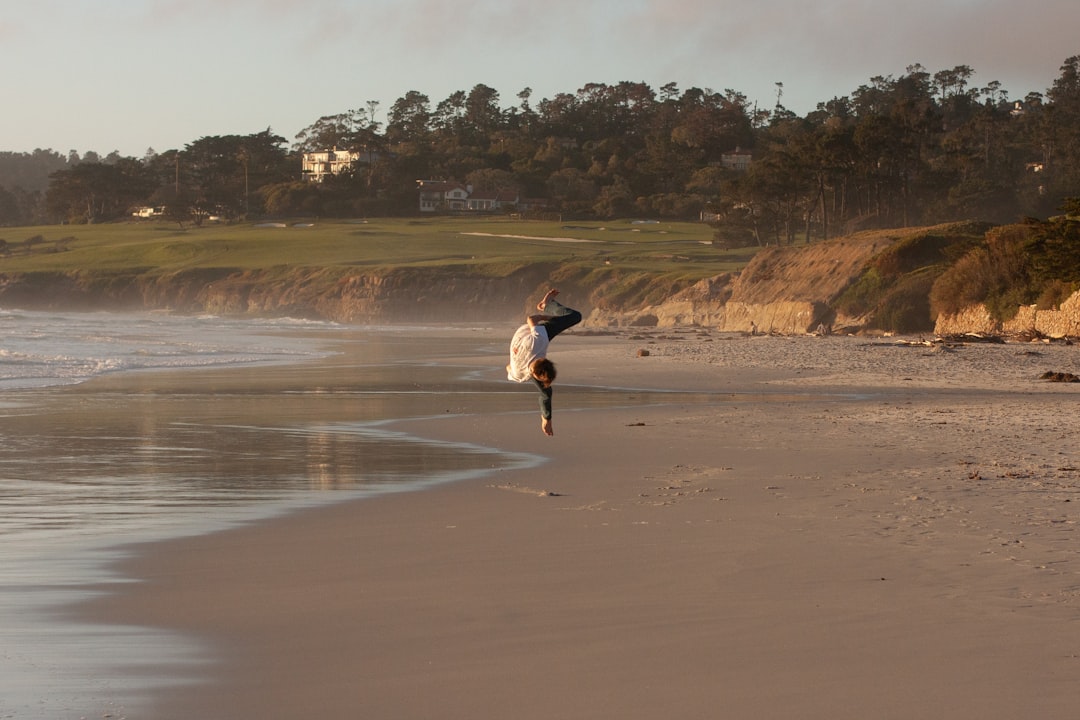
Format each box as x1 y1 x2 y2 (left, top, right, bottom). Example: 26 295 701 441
76 331 1080 718
2 321 531 719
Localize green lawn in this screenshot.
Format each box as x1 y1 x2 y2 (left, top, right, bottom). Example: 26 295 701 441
0 217 756 280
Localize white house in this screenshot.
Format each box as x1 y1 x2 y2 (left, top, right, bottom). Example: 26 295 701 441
302 148 361 182
417 180 470 212
466 189 520 211
417 180 549 214
131 205 165 218
720 147 753 172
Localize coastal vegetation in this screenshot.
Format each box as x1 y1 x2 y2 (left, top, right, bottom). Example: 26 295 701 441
0 217 747 320
1 209 1076 335
0 217 734 276
1 57 1079 241
1 59 1078 332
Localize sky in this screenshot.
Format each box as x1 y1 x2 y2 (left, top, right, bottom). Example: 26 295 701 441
1 0 1078 158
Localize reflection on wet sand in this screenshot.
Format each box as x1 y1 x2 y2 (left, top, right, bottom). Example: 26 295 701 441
1 326 742 718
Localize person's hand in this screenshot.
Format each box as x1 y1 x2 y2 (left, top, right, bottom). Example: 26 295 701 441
541 417 553 436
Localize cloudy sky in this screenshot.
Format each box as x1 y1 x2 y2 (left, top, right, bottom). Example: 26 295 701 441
2 0 1077 157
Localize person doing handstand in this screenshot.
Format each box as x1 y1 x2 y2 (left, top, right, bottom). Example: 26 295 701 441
506 289 582 436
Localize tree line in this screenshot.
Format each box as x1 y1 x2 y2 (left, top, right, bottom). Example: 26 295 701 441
2 56 1079 244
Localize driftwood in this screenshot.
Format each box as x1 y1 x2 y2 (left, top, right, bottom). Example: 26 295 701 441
935 333 1006 344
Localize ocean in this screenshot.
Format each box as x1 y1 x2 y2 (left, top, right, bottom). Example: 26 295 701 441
0 309 541 718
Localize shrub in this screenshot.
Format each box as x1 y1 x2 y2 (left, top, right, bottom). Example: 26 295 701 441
929 247 992 316
869 269 939 333
929 224 1032 320
871 223 988 276
1035 279 1078 310
833 267 885 317
712 225 754 249
1024 209 1080 285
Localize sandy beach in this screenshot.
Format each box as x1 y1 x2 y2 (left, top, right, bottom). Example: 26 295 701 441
78 330 1080 719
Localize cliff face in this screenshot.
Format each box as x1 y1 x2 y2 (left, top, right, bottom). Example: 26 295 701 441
0 266 561 323
3 221 1072 337
599 231 904 332
935 291 1080 339
0 241 903 332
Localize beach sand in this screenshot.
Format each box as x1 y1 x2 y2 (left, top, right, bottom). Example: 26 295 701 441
80 331 1080 719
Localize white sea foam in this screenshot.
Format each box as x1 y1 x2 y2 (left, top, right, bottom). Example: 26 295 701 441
0 309 332 390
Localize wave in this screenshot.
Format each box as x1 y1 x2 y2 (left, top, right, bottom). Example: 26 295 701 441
0 309 335 391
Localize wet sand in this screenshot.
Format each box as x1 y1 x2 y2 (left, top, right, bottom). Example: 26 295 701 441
80 331 1080 719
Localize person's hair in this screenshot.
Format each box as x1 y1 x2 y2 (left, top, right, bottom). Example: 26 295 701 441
530 358 556 387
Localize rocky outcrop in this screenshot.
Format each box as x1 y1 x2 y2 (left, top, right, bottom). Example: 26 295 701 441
935 291 1080 339
710 234 896 333
931 304 999 336
602 231 901 332
718 299 834 335
586 274 733 327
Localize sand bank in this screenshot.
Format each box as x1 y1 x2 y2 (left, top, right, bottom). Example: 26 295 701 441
82 332 1080 719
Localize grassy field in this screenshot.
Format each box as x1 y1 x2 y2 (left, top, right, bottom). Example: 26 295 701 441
0 217 756 281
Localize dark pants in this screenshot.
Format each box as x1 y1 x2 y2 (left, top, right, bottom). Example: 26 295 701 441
538 298 582 340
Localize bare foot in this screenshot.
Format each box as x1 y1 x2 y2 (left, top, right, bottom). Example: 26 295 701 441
537 289 559 311
541 417 553 436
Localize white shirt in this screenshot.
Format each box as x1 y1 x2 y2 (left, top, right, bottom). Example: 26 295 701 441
507 322 549 383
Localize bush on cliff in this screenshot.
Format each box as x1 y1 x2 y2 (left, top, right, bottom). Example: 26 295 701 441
930 202 1080 323
929 224 1032 322
833 223 988 331
867 269 939 333
1023 198 1080 291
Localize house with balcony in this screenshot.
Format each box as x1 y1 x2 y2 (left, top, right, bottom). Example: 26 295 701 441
302 148 361 182
417 180 470 212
